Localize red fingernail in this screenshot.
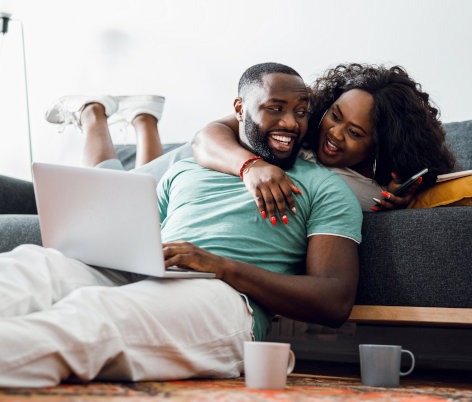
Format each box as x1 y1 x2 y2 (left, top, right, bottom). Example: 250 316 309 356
381 191 390 198
282 215 288 225
261 211 266 219
370 207 379 211
271 217 276 226
391 172 398 178
295 187 303 195
418 177 423 184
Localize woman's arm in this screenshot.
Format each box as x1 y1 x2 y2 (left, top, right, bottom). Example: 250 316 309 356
371 172 423 211
192 115 301 224
192 115 253 175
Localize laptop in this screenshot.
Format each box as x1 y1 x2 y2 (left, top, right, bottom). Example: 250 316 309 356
32 162 215 279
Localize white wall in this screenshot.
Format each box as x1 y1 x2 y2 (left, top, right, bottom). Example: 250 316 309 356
1 0 471 180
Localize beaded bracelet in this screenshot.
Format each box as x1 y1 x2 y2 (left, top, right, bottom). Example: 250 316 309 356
239 156 263 179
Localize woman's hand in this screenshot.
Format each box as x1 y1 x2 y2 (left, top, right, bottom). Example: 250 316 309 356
371 172 422 211
242 160 301 225
163 241 227 279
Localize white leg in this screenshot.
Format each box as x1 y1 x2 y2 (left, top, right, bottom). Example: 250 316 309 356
0 245 128 317
0 278 253 387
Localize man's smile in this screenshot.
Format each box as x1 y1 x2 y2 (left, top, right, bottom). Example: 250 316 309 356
271 134 292 144
268 132 297 153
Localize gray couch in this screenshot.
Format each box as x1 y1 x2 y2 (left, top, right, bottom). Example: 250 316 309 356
1 121 471 368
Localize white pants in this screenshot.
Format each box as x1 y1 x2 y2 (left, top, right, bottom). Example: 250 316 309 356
0 245 253 387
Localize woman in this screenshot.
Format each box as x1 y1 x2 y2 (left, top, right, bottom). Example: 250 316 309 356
191 63 456 218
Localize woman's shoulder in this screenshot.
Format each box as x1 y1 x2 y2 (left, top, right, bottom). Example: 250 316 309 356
333 168 385 211
298 148 317 162
296 148 385 211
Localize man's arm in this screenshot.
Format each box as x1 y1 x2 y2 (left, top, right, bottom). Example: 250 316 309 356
163 234 359 327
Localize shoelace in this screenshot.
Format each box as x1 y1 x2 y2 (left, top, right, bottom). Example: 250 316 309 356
56 112 82 133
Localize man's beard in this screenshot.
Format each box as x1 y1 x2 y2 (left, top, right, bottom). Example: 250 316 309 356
244 113 300 170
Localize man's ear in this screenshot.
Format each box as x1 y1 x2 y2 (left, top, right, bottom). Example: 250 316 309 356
234 98 243 122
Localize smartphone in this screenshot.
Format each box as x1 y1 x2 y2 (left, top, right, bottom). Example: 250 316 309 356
390 168 428 197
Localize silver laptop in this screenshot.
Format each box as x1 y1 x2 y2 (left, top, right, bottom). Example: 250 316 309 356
32 162 215 279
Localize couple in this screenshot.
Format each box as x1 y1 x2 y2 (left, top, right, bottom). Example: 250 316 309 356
56 63 455 216
0 62 363 387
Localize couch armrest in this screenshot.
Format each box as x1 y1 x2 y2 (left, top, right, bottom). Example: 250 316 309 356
0 175 37 214
357 206 472 308
0 215 41 253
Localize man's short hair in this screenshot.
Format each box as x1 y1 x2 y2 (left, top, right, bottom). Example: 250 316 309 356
238 62 303 99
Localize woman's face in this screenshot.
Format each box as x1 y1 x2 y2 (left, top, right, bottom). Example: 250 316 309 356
317 89 375 171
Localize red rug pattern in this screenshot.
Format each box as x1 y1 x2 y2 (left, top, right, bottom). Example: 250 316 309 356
1 373 471 401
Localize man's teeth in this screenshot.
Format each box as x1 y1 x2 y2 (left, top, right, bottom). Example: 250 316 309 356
327 139 340 151
271 135 292 144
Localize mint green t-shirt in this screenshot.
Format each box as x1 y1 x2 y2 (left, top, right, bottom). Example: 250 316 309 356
157 157 362 340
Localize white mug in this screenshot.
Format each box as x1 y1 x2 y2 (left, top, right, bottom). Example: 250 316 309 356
244 341 296 389
359 344 415 387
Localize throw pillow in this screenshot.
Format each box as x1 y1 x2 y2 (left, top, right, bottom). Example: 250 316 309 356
407 176 472 208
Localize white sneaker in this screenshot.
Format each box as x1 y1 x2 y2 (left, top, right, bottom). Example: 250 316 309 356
44 95 119 129
114 95 166 124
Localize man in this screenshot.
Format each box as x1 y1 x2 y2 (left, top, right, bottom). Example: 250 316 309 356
0 63 362 387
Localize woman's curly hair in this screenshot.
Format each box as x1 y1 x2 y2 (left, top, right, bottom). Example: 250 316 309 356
307 63 456 188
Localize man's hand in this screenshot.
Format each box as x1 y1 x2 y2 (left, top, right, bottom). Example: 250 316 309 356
164 235 359 328
163 241 226 279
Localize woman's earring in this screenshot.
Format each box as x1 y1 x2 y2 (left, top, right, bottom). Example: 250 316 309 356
372 158 377 177
318 110 328 129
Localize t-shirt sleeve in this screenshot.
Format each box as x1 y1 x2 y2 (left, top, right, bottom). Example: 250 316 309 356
156 167 172 223
306 173 363 243
156 158 195 224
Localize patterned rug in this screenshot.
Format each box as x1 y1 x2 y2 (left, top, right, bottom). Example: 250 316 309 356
1 373 471 401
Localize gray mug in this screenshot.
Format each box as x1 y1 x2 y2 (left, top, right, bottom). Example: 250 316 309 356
359 344 415 387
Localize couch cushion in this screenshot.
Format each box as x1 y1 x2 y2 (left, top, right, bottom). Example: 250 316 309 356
357 206 472 307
